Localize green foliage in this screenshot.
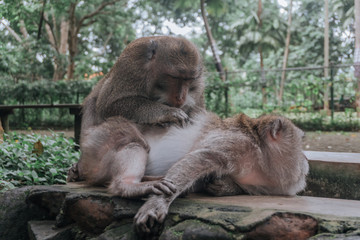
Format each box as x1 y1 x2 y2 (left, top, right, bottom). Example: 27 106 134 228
0 0 135 81
236 108 360 131
0 78 97 128
0 78 97 105
0 132 79 192
205 73 230 117
1 0 358 130
288 112 360 132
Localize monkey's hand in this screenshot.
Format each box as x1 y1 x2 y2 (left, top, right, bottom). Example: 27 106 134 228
134 195 170 233
155 108 189 127
205 176 246 196
153 178 177 195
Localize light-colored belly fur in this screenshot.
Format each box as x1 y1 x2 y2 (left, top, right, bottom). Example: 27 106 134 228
144 113 206 176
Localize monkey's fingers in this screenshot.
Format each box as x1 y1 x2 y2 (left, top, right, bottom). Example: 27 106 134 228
66 163 79 182
154 179 177 195
161 178 177 192
205 183 222 196
151 187 164 195
167 108 189 127
158 211 167 223
175 110 190 127
135 211 156 233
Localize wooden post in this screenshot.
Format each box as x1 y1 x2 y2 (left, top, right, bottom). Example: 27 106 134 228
0 109 13 133
69 107 82 149
330 63 334 121
0 119 4 142
224 70 229 117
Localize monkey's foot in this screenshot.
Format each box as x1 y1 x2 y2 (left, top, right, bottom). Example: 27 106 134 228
66 163 80 182
134 196 169 233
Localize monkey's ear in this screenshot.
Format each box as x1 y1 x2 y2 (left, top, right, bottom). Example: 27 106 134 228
270 119 283 140
147 40 158 60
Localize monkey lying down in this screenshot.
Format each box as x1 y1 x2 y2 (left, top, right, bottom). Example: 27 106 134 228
78 110 309 232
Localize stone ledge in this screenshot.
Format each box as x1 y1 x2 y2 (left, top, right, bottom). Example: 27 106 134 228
303 151 360 200
1 183 360 240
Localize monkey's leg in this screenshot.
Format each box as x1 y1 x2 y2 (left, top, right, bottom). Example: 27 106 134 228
107 143 175 198
135 150 228 232
204 176 246 196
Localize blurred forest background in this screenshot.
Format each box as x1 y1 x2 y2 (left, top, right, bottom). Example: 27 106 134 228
1 0 360 131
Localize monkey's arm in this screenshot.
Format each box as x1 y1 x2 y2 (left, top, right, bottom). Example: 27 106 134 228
134 149 229 233
141 176 164 181
101 97 189 127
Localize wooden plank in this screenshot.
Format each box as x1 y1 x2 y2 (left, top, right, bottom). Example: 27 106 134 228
0 104 81 109
0 105 82 146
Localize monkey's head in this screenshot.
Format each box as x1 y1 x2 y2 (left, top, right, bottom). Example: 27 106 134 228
119 36 205 110
255 115 309 194
147 36 204 109
255 115 304 150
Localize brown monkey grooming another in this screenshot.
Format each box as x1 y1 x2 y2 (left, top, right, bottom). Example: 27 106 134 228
67 36 205 198
135 112 309 233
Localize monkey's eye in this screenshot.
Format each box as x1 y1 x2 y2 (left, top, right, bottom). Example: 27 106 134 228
155 83 166 91
189 86 197 92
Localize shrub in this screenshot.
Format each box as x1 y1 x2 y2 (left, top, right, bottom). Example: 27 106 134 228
0 78 97 129
0 132 79 192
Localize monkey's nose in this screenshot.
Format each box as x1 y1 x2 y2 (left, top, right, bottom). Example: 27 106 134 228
173 102 183 108
171 96 185 108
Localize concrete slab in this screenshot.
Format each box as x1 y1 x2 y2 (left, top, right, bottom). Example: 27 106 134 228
305 151 360 163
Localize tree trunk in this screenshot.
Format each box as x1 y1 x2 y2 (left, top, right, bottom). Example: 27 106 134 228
200 0 225 82
67 2 77 80
257 0 267 106
20 20 29 39
323 0 330 113
355 0 360 117
52 18 69 81
1 22 22 43
278 0 293 106
59 18 69 54
52 57 66 81
37 0 47 39
66 1 118 80
44 14 56 49
44 13 67 81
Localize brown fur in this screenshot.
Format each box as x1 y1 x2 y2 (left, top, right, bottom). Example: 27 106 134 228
67 36 205 198
81 36 204 131
135 112 309 233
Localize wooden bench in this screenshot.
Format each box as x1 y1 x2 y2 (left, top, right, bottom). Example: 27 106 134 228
0 104 82 145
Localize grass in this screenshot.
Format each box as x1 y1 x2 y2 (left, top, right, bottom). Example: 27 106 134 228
0 132 79 192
